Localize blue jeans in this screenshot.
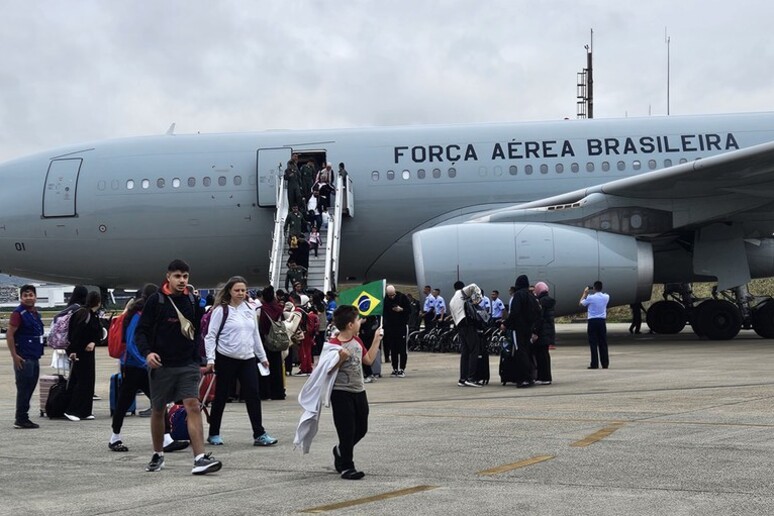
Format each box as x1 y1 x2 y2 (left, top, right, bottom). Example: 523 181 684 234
15 358 40 422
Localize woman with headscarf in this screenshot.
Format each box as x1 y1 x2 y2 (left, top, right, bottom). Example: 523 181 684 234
532 281 555 385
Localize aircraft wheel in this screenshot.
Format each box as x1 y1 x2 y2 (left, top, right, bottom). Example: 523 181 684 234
645 301 686 334
689 303 707 338
752 301 774 338
694 300 741 340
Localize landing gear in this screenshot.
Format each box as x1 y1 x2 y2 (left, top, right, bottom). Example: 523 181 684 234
646 301 686 334
752 300 774 338
691 300 742 340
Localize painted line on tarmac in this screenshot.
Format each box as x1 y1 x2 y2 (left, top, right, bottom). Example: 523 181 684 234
299 485 439 513
477 455 555 476
570 421 626 447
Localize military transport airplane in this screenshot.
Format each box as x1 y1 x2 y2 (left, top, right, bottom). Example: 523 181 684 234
2 112 774 340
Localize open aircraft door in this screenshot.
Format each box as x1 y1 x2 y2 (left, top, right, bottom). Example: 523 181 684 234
256 148 291 207
43 158 82 217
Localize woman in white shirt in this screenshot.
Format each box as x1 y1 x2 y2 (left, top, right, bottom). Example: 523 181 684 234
204 276 277 447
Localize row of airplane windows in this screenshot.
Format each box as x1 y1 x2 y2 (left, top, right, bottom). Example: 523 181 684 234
372 157 692 181
98 156 694 191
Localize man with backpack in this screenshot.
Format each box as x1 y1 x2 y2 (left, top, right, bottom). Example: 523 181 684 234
135 259 221 475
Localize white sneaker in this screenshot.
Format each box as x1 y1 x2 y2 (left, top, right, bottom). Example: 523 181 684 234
364 376 375 384
463 380 483 388
64 413 80 421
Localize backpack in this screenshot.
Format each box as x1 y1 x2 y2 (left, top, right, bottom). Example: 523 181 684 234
48 310 75 350
464 298 490 330
197 305 229 362
265 317 291 352
107 313 127 359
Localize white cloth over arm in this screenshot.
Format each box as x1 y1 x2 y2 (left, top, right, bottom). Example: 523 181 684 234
293 343 341 454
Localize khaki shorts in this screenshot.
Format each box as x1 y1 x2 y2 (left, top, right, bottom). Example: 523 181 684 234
148 363 200 410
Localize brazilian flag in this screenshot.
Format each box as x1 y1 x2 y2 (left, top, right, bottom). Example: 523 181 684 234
338 280 385 316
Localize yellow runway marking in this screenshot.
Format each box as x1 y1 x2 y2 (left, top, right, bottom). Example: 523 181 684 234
477 455 555 476
299 485 438 513
570 421 626 447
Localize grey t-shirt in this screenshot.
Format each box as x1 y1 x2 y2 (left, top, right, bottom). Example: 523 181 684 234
331 336 366 393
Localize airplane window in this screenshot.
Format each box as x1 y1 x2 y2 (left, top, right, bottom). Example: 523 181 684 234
402 170 410 180
188 177 196 187
509 165 518 176
111 180 119 190
386 170 395 180
141 179 150 189
126 180 135 190
218 176 226 186
571 163 579 173
97 180 106 191
540 164 548 174
234 176 242 186
203 177 211 187
555 163 564 174
432 168 441 178
417 168 426 179
449 167 457 178
157 178 165 188
586 162 594 172
679 158 688 164
633 160 641 170
664 159 672 167
172 178 181 188
617 161 625 171
478 167 486 177
601 161 610 172
494 166 503 176
371 171 379 181
525 165 533 175
648 159 657 170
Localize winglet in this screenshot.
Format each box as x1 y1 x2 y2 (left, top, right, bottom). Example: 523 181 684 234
165 123 176 135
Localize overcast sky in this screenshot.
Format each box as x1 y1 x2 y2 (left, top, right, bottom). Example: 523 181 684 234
1 0 772 162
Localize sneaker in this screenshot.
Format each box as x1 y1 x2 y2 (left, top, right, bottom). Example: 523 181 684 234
13 420 39 429
254 432 278 446
295 372 310 377
464 380 483 388
64 413 80 421
145 453 165 472
390 370 398 377
397 370 406 378
517 381 532 388
207 435 224 446
192 453 222 475
363 376 374 384
92 394 101 401
163 440 190 452
458 380 466 387
139 408 152 417
84 415 96 420
341 468 365 480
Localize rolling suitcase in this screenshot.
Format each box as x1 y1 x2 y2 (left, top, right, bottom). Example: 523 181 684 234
39 375 59 417
499 338 520 385
475 336 490 385
109 372 136 416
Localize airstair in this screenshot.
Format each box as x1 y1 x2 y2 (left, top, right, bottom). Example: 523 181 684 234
269 172 353 294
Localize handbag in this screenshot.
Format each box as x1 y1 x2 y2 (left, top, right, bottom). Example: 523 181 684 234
168 296 195 340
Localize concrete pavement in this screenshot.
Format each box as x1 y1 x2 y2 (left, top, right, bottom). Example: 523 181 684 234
1 323 773 515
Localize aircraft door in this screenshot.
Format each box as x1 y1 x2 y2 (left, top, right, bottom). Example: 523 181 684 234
256 148 291 207
43 158 82 217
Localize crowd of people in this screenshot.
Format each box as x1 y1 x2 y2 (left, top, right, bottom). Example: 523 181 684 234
5 259 610 480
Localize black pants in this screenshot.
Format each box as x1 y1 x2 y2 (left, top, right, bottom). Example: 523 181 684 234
258 350 285 400
587 318 609 368
113 366 150 434
534 345 552 382
386 326 407 371
458 322 480 382
514 330 535 382
66 351 95 418
208 352 265 439
331 389 369 471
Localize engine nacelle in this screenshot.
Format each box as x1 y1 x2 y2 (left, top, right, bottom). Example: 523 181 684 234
412 222 653 316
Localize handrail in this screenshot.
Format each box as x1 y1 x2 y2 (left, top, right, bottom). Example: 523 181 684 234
268 172 287 289
323 174 345 293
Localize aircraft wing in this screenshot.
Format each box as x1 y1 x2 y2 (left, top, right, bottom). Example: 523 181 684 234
473 139 774 237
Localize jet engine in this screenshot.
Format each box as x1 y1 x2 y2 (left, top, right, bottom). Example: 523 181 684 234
412 222 653 316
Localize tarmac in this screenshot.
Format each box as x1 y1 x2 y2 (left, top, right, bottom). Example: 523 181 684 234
1 323 773 515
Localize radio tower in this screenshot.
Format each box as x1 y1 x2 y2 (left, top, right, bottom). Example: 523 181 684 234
577 29 593 119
